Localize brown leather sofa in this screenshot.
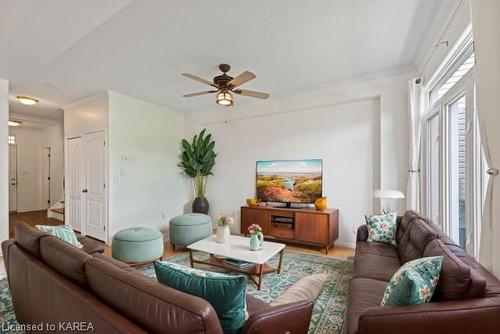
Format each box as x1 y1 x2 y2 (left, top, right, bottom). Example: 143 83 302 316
2 222 313 334
345 211 500 334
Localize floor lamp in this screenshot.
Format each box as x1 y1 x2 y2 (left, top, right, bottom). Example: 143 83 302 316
373 189 405 213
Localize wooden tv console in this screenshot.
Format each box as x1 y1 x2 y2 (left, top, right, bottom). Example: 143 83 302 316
240 206 339 254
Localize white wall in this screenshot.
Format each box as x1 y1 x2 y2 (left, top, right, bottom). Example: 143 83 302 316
185 70 413 247
64 92 108 138
107 91 186 240
0 78 9 244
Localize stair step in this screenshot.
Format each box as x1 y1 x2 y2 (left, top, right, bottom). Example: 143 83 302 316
50 208 65 215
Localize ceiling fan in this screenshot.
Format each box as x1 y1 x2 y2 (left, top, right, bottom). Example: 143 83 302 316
182 64 269 106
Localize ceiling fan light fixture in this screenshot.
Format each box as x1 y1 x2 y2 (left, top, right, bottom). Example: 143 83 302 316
8 120 22 127
16 95 39 105
216 90 233 106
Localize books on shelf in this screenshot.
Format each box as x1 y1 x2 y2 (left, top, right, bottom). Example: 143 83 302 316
223 258 254 268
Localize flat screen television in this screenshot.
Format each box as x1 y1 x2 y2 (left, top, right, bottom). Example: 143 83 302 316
256 159 323 206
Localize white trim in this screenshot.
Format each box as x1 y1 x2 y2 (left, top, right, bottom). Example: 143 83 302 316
426 25 473 93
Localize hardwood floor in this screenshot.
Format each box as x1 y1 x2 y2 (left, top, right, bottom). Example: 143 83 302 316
9 210 63 238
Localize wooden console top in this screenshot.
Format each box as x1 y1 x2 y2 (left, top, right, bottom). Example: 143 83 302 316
242 205 338 215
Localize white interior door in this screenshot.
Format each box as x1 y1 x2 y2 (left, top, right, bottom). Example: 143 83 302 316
9 145 17 212
83 131 106 240
67 138 82 231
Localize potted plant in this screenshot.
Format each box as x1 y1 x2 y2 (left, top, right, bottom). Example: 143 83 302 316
179 129 217 214
215 214 234 244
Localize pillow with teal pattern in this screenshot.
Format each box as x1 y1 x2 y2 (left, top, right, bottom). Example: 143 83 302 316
35 225 83 249
365 212 397 246
381 256 443 306
154 261 248 334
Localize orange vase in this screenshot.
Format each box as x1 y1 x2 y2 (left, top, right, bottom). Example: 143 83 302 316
314 197 328 210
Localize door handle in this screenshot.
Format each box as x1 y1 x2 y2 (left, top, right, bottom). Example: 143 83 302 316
82 189 88 193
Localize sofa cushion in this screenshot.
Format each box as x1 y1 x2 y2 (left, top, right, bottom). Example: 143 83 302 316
355 241 399 259
346 278 387 334
36 225 83 249
14 222 50 258
40 236 91 286
79 236 105 255
154 260 247 334
398 219 437 264
424 239 486 300
396 211 421 245
270 274 327 306
381 256 443 306
85 257 223 334
246 295 269 315
365 212 397 246
353 252 401 282
92 253 135 272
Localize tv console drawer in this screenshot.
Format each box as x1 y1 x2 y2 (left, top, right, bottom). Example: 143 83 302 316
270 227 295 240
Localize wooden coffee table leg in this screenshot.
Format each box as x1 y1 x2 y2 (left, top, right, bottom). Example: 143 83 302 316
258 264 264 290
189 249 194 267
277 249 284 274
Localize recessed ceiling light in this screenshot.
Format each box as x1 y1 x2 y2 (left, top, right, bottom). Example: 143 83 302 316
16 96 39 105
8 120 22 127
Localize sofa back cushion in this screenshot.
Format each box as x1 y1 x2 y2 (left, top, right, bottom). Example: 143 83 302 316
396 211 420 245
85 257 224 334
424 239 486 299
398 219 437 264
40 236 91 286
14 222 50 258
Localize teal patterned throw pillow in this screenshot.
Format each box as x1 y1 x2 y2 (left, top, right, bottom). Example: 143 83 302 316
381 256 443 306
154 261 248 334
365 212 397 246
36 225 83 248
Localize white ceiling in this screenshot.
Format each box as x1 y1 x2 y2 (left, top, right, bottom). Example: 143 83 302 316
1 0 458 118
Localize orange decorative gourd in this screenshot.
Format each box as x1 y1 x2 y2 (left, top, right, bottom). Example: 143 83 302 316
314 197 328 210
246 198 260 207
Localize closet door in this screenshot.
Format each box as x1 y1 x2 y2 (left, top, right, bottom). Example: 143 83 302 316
83 131 107 241
67 137 83 231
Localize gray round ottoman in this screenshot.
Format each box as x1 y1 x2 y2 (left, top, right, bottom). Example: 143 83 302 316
169 213 212 249
111 227 164 264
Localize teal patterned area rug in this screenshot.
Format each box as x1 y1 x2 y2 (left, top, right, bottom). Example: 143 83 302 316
0 251 352 334
139 251 353 334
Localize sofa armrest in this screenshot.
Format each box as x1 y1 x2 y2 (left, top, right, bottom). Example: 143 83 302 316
1 239 15 280
358 297 500 334
356 225 368 242
240 299 314 334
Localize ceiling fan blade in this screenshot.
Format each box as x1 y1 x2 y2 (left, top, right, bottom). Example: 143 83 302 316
227 71 256 88
183 90 217 97
233 89 269 99
182 73 218 88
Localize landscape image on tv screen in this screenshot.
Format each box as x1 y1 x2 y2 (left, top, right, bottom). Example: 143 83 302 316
256 159 323 204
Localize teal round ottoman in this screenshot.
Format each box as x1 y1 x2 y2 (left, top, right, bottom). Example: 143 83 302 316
112 227 164 264
169 213 212 249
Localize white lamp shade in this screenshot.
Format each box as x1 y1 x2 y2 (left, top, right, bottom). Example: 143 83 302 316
373 189 405 199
